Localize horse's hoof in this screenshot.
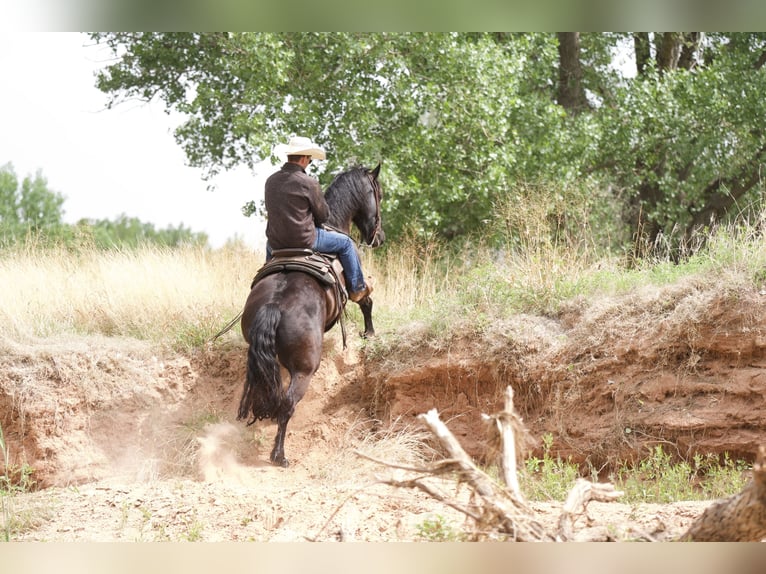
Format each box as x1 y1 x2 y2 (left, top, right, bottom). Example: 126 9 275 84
270 455 290 468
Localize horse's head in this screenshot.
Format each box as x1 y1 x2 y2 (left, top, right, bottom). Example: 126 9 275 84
352 163 385 248
325 163 385 248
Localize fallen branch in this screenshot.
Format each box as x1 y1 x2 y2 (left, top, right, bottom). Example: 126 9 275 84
557 478 624 541
482 386 526 500
358 385 766 542
416 407 551 541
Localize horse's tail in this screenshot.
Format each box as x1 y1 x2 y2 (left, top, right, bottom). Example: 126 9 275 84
237 304 283 425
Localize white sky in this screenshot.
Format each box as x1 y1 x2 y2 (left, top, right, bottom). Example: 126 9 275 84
0 32 272 250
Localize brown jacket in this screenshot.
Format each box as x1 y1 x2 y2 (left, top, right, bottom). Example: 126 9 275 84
264 162 329 250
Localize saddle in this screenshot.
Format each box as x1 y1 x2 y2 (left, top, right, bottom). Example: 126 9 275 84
250 248 349 345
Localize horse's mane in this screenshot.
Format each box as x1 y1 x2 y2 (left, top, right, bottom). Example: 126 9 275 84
324 166 371 227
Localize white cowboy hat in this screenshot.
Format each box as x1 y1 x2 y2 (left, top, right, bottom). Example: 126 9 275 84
282 136 326 160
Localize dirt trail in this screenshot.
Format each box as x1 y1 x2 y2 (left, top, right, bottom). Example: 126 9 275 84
3 280 766 541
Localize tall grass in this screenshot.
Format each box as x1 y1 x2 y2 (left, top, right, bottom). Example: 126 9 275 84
364 213 766 346
0 242 263 349
3 189 766 353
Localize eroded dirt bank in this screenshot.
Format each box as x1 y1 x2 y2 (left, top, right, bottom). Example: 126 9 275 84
370 280 766 471
1 278 765 540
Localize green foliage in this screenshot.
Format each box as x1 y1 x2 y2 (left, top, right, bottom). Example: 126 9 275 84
610 446 750 504
519 433 581 501
75 215 207 249
89 32 766 258
517 437 750 504
89 33 580 242
0 163 208 250
0 163 66 247
594 34 766 253
415 514 460 542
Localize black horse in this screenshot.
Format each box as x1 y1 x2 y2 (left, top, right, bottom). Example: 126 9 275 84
237 164 384 467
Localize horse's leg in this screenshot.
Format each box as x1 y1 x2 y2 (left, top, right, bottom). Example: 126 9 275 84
269 371 314 467
270 412 291 467
357 296 375 337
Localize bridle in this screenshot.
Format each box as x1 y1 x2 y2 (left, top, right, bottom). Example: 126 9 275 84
366 170 382 246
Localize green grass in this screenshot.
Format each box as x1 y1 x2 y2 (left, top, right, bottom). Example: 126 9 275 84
518 433 582 501
1 423 38 541
516 435 751 504
610 446 750 504
363 214 766 351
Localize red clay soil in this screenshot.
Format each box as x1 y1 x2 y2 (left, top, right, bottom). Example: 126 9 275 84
369 283 766 472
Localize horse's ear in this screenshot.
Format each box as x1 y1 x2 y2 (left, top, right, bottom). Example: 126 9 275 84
370 162 381 180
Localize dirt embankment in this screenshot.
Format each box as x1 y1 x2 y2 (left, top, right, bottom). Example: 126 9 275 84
367 280 766 471
1 278 765 541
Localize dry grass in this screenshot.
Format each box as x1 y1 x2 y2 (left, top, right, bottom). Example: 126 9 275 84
0 243 262 348
3 212 766 359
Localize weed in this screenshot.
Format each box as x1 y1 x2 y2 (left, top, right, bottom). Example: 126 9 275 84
180 514 204 542
519 433 580 501
415 514 459 542
610 446 750 503
697 452 750 498
517 438 750 504
1 423 38 541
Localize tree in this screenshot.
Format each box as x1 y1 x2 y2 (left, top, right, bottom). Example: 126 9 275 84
597 33 766 258
0 162 207 249
77 214 208 248
90 33 766 256
91 33 579 242
0 163 66 243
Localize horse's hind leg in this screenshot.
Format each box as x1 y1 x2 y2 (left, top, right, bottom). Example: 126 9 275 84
269 371 314 467
270 413 291 467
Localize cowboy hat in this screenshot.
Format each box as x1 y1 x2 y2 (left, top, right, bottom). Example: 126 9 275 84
282 136 326 160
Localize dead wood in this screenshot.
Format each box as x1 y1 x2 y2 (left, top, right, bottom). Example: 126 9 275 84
360 385 765 542
557 478 624 541
679 446 766 541
416 407 552 541
482 385 525 500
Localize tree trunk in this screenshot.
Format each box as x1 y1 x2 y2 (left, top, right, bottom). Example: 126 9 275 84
683 142 766 250
680 447 766 542
634 33 651 76
557 32 589 114
656 32 682 74
677 32 701 70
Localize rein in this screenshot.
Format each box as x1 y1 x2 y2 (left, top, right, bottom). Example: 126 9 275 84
211 310 243 341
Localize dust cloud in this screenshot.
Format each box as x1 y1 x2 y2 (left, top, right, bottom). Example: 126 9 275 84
196 422 255 485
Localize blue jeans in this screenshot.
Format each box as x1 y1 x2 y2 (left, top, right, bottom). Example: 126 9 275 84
266 228 366 293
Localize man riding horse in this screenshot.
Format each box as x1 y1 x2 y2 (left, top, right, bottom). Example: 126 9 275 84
237 138 383 466
264 136 373 302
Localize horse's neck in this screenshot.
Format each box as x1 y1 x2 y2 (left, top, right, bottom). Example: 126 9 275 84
325 198 355 235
